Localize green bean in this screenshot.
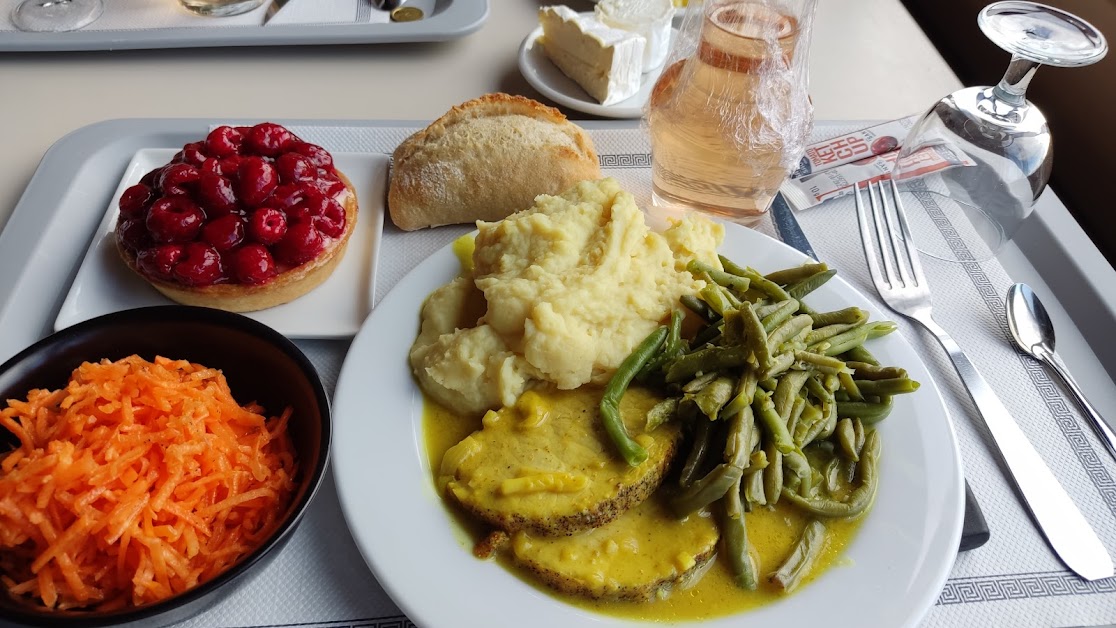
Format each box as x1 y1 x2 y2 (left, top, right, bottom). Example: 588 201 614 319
682 371 719 394
740 302 772 371
836 396 894 425
755 299 794 321
722 308 746 346
846 361 907 381
695 376 735 419
665 344 751 383
767 315 813 351
681 294 718 323
773 370 811 421
781 430 880 518
793 350 849 375
646 398 678 432
854 418 866 457
760 299 800 332
795 406 829 449
842 345 878 365
739 266 792 302
854 377 920 396
786 395 807 440
753 389 794 454
770 520 827 593
638 309 686 379
700 284 733 317
836 418 859 462
745 468 767 506
670 463 743 517
718 254 750 278
764 262 830 286
787 269 838 301
805 321 865 346
867 320 898 339
721 368 758 419
679 418 713 488
808 307 868 328
724 406 755 469
690 320 724 349
762 441 784 505
722 476 758 590
760 352 795 380
820 325 871 356
824 457 843 493
837 371 862 400
783 450 813 495
689 260 752 294
600 326 666 466
749 449 769 471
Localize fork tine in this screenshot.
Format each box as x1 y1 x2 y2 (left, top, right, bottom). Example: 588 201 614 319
888 177 929 288
853 182 890 296
868 180 900 289
876 179 916 289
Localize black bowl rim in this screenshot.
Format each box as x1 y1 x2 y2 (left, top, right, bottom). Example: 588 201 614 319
0 305 332 626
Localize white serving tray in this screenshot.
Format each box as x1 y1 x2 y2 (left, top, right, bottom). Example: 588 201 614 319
0 0 488 52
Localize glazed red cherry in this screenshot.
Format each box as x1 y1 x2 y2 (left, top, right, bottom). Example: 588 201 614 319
315 199 346 238
176 142 208 167
196 172 239 215
231 244 278 284
270 183 304 211
201 215 246 252
303 174 345 198
290 142 333 169
116 218 151 252
247 207 287 245
146 197 205 243
158 163 201 197
136 244 185 281
275 221 325 266
173 242 224 286
140 167 163 188
119 183 154 218
206 126 244 158
246 123 295 157
237 157 278 207
275 153 315 183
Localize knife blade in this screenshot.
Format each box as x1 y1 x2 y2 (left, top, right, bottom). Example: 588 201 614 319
769 192 991 552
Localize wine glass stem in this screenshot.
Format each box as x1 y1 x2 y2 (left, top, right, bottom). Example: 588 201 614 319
993 55 1040 104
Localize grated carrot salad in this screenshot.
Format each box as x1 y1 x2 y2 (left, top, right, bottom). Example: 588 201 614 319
0 355 298 611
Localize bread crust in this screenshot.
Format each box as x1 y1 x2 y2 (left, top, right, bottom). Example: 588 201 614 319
388 93 601 231
118 171 359 313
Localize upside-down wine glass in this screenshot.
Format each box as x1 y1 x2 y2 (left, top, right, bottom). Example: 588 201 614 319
10 0 103 31
890 1 1107 263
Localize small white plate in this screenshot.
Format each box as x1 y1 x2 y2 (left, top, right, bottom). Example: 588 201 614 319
331 222 964 628
55 149 387 339
518 21 678 119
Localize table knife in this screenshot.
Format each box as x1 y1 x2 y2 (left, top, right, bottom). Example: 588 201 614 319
769 193 991 552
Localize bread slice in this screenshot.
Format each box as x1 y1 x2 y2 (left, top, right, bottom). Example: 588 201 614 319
388 93 601 231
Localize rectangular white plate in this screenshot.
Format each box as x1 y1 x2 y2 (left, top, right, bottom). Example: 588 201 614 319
54 149 386 339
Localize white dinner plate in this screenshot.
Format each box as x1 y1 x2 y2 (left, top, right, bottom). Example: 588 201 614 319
518 20 678 119
331 222 964 628
55 149 386 339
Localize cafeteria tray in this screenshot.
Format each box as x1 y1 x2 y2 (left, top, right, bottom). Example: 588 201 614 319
0 0 488 52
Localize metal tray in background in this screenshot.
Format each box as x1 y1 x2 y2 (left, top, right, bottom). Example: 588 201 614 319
0 0 487 52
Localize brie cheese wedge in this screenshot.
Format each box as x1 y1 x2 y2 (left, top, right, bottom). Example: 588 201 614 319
595 0 675 72
538 6 646 106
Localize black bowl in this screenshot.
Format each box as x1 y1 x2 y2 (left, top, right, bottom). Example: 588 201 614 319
0 306 331 628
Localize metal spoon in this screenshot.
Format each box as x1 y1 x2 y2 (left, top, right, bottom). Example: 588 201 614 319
1006 283 1116 460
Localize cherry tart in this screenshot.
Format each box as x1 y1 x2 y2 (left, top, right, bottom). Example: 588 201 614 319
115 123 358 313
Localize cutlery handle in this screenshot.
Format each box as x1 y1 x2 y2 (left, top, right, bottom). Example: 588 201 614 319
1040 347 1116 461
917 315 1113 580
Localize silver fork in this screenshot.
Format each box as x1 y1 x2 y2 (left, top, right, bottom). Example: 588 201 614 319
853 179 1112 581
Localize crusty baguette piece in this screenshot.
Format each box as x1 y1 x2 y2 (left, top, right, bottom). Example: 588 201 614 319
388 93 601 231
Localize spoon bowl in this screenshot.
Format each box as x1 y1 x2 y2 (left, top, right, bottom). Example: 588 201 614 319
1006 283 1116 460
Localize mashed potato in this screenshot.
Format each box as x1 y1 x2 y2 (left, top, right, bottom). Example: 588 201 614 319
410 178 723 414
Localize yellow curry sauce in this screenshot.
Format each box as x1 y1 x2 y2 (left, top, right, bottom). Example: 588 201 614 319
423 387 866 622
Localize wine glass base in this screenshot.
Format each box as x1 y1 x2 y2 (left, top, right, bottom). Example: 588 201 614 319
894 189 1006 264
11 0 103 32
178 0 266 18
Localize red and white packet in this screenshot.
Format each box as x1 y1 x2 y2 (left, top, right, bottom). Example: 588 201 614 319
781 144 976 210
789 116 919 178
